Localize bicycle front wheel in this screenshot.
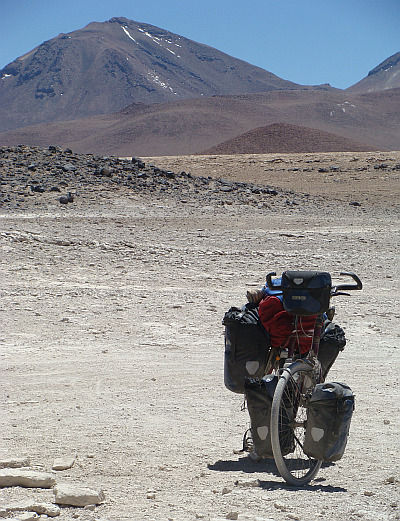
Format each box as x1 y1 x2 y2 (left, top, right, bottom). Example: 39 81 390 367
270 361 322 486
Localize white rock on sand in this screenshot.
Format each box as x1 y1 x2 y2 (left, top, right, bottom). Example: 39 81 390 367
0 469 56 488
53 483 105 506
52 456 75 471
0 457 30 469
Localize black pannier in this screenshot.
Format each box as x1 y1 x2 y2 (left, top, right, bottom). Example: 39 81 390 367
223 304 270 394
245 375 294 458
281 271 332 316
304 382 355 462
318 323 346 379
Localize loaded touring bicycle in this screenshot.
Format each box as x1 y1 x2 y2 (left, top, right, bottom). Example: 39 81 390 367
223 270 362 486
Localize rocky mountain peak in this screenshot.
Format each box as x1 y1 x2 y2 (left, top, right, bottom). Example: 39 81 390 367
367 52 400 77
0 17 303 132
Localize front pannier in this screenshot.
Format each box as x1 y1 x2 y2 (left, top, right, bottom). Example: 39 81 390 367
281 271 332 316
318 323 347 379
223 304 270 394
304 382 355 462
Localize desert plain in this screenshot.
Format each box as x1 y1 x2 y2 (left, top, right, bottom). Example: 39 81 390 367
0 148 399 521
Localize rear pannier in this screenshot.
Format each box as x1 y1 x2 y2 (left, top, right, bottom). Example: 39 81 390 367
223 304 270 394
304 382 355 462
244 375 294 458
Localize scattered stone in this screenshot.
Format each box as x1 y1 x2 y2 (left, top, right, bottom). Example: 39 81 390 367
221 487 232 495
226 513 238 520
374 163 388 169
62 163 77 173
52 457 75 471
0 456 30 469
53 483 105 506
100 167 112 177
363 491 374 496
349 201 361 206
31 185 45 193
0 469 56 488
59 192 74 204
147 489 156 499
234 479 261 488
14 513 40 521
385 476 396 484
1 501 60 517
83 504 96 511
274 502 288 512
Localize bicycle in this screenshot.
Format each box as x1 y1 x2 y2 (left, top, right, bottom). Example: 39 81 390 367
261 270 362 486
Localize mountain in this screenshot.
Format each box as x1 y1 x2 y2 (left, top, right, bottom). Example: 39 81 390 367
347 52 400 93
0 17 309 132
1 87 399 155
199 123 375 154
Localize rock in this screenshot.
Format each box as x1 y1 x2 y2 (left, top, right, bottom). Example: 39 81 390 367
0 469 56 488
59 192 74 204
0 456 30 469
53 483 105 506
28 503 60 517
31 185 45 193
14 514 39 521
62 163 76 173
100 167 112 177
52 457 75 471
349 201 361 206
234 479 261 488
274 502 288 512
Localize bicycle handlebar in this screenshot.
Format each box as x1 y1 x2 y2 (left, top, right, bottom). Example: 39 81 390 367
334 272 363 291
266 272 279 290
266 271 362 292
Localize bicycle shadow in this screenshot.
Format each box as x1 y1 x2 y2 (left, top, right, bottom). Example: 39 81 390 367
207 457 347 492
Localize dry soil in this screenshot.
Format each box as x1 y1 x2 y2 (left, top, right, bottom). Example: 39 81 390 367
1 151 399 521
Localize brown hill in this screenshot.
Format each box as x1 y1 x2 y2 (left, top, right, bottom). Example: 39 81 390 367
0 87 399 155
0 17 306 132
347 52 400 93
200 123 375 154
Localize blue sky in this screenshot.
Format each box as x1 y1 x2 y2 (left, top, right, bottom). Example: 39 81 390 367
0 0 398 89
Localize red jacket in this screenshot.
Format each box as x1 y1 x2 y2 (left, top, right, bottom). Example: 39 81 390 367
258 296 316 354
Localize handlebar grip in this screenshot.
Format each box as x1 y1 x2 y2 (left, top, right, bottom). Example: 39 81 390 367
266 271 282 290
336 272 363 291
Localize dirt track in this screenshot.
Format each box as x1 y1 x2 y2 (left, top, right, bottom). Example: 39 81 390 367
1 151 399 521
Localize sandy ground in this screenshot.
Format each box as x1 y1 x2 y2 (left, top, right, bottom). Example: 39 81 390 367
1 152 399 521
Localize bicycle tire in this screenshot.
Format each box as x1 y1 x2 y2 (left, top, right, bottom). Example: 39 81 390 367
270 360 322 486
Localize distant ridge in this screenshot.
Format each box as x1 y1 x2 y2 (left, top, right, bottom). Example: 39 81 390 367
1 88 398 155
199 123 376 154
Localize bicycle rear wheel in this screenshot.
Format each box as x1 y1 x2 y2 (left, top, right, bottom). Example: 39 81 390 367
270 360 322 486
